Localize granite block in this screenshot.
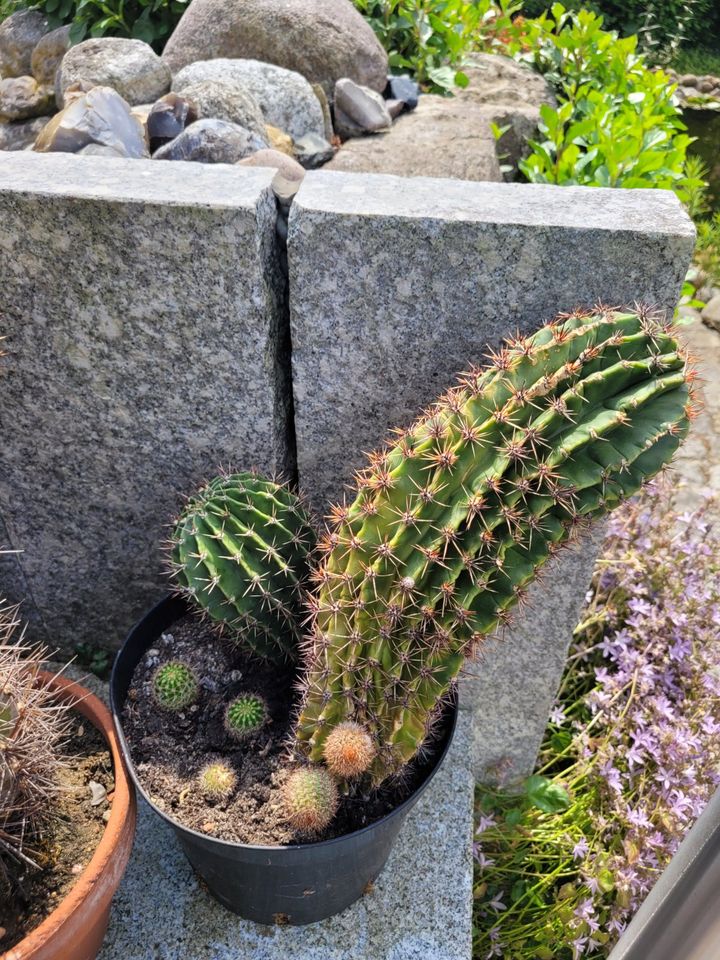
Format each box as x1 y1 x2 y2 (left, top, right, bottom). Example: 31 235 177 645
98 709 474 960
0 152 291 653
288 172 695 515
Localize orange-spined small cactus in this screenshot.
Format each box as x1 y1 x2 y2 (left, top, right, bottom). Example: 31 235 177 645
323 721 375 779
282 767 338 834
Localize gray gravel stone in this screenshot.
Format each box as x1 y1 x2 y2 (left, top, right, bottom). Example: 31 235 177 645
294 131 335 168
0 75 54 121
0 153 290 653
152 117 267 162
0 10 49 79
0 114 48 150
334 77 392 136
701 292 720 332
173 58 325 142
30 23 71 86
56 37 171 108
34 86 148 158
98 709 474 960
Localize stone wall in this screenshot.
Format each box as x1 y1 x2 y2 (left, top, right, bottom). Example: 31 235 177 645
0 156 695 780
0 152 289 650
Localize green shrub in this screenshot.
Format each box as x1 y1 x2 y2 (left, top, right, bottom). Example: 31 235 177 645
0 0 190 47
352 0 521 91
505 5 702 201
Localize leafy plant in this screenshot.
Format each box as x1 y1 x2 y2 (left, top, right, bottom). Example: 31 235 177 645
0 0 191 48
473 480 720 958
502 5 703 202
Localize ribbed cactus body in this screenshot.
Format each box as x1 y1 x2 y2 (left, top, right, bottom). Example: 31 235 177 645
294 310 694 784
171 472 316 662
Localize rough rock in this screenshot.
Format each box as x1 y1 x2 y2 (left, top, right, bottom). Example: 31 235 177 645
172 58 324 142
146 93 197 152
161 0 388 94
174 78 265 138
325 94 502 181
701 293 720 333
386 98 404 119
387 75 419 110
239 147 305 206
152 117 266 162
334 77 391 138
0 115 48 150
56 38 171 108
312 82 334 140
34 85 148 158
293 131 335 168
0 10 49 79
30 24 71 86
265 124 293 155
455 52 555 178
0 75 55 121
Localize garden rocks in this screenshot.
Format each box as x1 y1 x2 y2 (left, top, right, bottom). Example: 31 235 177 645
701 294 720 333
174 78 266 138
386 75 419 111
325 94 501 181
293 131 335 168
152 117 267 162
30 25 72 87
265 124 293 155
0 10 49 79
146 93 198 152
161 0 388 95
0 76 54 122
0 115 48 150
56 38 171 108
34 85 148 158
172 58 324 141
238 147 305 207
334 77 391 139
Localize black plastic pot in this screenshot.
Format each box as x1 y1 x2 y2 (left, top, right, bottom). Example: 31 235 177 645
110 595 458 925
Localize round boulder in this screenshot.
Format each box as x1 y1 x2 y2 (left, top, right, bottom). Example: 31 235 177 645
161 0 388 94
0 76 55 122
31 24 72 87
176 78 266 138
152 117 267 162
173 58 324 141
56 37 171 108
0 10 49 79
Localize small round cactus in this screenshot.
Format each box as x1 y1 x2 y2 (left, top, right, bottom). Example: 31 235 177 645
225 694 267 739
198 762 237 801
323 722 375 779
282 768 338 833
152 661 199 711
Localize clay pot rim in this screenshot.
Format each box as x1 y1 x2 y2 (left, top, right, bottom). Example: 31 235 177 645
2 670 137 960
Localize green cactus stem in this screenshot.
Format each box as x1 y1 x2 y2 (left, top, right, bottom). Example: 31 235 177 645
170 472 317 663
225 693 267 739
294 308 696 785
152 661 198 711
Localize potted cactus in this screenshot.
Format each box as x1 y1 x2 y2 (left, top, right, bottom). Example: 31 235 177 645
110 308 696 924
0 604 136 960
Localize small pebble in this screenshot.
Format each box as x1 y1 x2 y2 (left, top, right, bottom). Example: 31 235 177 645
103 809 111 823
147 648 160 656
89 780 107 806
76 724 84 737
71 863 83 875
0 926 6 941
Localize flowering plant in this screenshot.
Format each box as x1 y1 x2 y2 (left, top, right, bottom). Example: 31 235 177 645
473 479 720 959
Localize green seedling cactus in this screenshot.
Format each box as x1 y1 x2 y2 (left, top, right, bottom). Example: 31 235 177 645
225 694 267 739
294 309 696 785
152 661 198 711
170 472 317 663
198 761 237 801
282 767 338 833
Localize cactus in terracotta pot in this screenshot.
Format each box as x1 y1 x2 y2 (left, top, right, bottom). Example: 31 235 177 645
292 308 696 785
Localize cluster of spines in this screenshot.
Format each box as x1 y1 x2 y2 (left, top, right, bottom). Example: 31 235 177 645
169 471 317 663
198 761 237 801
281 767 338 834
0 605 73 888
225 694 267 739
293 308 696 784
152 661 199 711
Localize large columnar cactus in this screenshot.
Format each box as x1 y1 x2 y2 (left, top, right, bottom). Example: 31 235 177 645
294 309 696 785
170 472 316 662
0 605 71 887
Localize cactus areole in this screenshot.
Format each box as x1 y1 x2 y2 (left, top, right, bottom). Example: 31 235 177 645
294 310 695 785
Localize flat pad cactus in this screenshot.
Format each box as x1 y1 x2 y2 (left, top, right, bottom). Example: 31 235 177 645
170 472 316 662
294 309 696 785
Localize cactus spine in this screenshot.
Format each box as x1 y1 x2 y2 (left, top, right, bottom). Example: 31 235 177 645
294 309 695 785
170 472 316 662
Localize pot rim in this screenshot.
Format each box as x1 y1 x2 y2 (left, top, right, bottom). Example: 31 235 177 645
111 594 458 855
2 671 137 960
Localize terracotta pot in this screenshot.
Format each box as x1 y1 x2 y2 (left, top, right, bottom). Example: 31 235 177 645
2 672 137 960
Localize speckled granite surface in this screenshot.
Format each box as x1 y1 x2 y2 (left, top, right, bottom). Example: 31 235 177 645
288 173 695 515
98 709 474 960
0 153 291 654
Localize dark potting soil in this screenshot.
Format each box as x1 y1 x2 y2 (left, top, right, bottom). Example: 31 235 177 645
121 613 439 845
0 721 114 951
